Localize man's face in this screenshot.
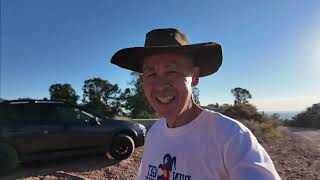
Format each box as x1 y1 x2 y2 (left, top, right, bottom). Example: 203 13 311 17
141 53 200 120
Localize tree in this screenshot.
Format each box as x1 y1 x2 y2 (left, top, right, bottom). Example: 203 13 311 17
122 72 155 119
288 103 320 128
192 87 200 105
270 113 280 121
49 83 79 104
231 87 252 105
208 103 219 108
202 103 220 112
82 78 122 118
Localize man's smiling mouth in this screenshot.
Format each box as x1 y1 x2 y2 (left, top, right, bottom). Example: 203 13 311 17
156 96 175 104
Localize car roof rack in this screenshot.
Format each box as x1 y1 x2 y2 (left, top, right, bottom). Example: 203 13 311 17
1 99 66 105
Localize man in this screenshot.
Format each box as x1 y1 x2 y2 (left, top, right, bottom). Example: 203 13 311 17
111 28 280 180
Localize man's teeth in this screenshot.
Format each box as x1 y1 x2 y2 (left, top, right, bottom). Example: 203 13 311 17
156 96 174 103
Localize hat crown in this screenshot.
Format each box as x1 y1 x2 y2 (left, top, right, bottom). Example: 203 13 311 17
144 28 189 47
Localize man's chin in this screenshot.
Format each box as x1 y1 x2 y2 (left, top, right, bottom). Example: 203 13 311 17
158 112 173 118
156 110 177 119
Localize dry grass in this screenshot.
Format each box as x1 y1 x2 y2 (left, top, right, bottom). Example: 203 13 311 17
113 116 131 120
242 120 282 143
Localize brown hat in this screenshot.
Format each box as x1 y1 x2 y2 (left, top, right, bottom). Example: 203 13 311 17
110 28 222 77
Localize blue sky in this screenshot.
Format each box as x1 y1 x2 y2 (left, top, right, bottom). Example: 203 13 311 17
1 0 320 112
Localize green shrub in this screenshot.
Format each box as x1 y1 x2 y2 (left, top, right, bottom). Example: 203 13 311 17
216 103 265 122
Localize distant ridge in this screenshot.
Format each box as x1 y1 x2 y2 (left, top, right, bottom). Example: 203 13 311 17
265 111 300 120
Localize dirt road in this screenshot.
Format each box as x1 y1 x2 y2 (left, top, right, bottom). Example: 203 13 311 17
279 126 320 151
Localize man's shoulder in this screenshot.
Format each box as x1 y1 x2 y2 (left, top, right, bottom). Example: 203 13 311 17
202 110 252 138
201 110 243 127
145 118 165 135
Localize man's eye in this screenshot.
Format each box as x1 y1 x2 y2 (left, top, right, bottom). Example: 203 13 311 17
167 71 177 75
167 71 180 77
146 73 155 78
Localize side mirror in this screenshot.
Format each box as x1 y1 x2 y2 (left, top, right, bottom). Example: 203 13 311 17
88 117 101 126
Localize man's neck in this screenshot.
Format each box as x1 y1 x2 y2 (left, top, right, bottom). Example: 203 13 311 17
166 103 203 128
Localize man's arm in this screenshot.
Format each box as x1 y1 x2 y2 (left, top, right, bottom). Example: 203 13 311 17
223 128 281 180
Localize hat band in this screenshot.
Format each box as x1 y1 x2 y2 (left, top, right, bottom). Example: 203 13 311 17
144 36 189 47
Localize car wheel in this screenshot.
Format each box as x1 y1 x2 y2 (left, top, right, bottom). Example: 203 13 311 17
0 143 19 174
110 134 135 160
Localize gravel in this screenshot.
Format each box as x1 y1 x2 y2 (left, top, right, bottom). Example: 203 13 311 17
2 127 320 180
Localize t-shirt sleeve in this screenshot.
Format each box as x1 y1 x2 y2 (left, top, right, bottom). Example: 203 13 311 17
136 163 143 180
223 128 281 180
136 121 157 180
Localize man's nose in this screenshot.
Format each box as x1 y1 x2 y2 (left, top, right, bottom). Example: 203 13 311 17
153 75 171 91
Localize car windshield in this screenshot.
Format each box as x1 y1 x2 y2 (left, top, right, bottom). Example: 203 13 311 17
81 110 94 119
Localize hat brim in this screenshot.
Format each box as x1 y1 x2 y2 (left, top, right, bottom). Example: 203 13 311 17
110 42 222 77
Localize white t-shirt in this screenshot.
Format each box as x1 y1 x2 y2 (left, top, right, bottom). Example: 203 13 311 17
136 110 280 180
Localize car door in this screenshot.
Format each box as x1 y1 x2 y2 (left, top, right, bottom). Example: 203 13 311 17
56 105 113 151
5 103 67 156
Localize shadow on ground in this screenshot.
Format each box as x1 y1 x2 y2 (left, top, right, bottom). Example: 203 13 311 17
1 154 119 179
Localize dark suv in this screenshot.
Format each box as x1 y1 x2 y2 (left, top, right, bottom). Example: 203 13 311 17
0 100 146 172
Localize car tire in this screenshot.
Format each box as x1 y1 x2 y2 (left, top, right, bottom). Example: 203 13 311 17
110 134 135 160
0 143 19 174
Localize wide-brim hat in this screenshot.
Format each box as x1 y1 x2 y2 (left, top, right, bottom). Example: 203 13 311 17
110 28 222 77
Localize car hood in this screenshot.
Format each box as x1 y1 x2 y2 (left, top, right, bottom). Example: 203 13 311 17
102 119 144 130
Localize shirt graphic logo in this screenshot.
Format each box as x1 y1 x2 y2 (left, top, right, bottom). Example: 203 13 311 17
146 153 191 180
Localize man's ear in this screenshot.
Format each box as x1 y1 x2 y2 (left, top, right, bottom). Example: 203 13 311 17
191 67 200 87
139 74 143 82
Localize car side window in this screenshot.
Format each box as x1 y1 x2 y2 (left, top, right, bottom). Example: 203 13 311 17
0 105 7 125
57 106 95 125
1 104 57 125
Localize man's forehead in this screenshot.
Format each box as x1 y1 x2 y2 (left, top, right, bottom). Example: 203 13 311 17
142 53 193 70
